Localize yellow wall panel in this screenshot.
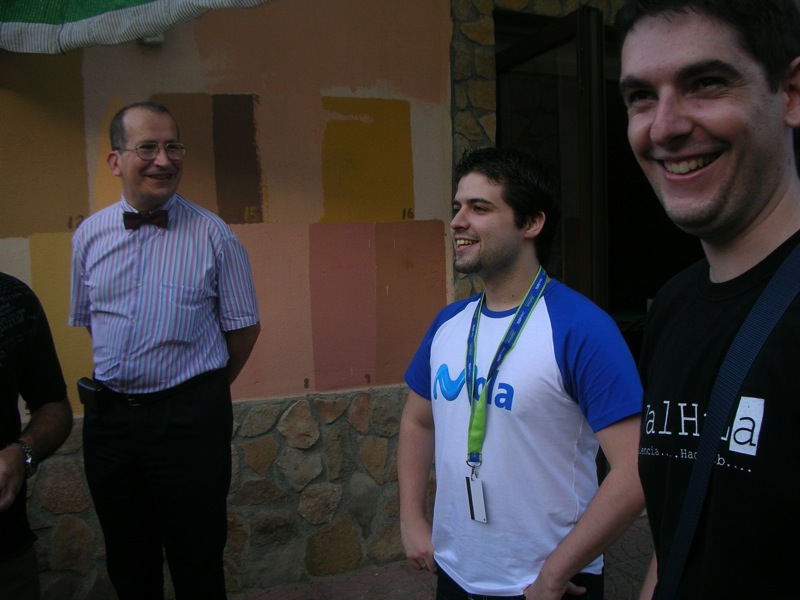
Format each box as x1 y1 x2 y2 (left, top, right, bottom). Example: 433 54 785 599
0 53 88 237
321 97 414 223
29 233 93 413
93 98 125 213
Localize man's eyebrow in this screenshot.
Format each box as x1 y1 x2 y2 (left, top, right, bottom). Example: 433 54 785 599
619 58 745 96
618 75 649 96
453 197 494 207
678 59 745 82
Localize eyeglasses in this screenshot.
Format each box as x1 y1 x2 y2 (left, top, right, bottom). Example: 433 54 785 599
116 142 187 161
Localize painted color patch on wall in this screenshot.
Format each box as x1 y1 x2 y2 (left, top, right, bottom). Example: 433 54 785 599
153 93 219 216
154 93 263 224
212 94 263 224
321 97 414 224
230 223 314 399
375 220 446 384
308 220 446 391
0 52 87 238
30 232 93 413
309 222 377 391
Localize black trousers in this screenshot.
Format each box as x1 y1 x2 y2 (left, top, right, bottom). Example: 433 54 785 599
0 543 40 600
436 566 603 600
83 370 232 600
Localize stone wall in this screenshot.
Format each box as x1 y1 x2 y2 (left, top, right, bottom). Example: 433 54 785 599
26 386 429 599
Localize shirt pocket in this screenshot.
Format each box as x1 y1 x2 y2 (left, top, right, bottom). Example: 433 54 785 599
158 283 209 344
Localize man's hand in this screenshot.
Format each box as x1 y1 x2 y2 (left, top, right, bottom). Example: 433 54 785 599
524 572 586 599
398 390 437 574
0 443 25 512
401 516 437 573
0 398 73 513
524 414 644 599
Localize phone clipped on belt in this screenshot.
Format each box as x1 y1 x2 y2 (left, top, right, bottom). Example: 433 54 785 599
77 377 104 410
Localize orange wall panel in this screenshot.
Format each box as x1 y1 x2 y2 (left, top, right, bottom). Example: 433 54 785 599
230 223 313 399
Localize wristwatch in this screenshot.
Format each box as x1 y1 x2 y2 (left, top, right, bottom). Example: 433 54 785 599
13 440 38 478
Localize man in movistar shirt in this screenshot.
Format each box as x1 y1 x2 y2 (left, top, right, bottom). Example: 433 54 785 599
398 147 644 599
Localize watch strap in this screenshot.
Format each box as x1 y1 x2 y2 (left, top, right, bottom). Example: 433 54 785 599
13 439 38 478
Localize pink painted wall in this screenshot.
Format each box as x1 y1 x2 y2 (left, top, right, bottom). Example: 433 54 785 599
308 221 447 392
375 220 447 383
230 224 314 399
310 223 378 391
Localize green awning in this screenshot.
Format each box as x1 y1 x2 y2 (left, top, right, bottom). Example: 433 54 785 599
0 0 272 54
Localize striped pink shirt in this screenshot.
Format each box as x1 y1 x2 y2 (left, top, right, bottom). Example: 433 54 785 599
69 195 259 393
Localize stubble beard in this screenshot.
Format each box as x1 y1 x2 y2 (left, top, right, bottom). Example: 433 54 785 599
454 254 481 275
453 242 520 280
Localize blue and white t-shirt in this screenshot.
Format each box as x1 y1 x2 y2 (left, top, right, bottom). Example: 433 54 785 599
405 278 641 596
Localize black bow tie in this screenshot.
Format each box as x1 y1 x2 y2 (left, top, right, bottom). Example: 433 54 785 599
123 210 168 231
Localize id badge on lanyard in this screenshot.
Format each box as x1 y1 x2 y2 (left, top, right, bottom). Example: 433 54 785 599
464 267 548 523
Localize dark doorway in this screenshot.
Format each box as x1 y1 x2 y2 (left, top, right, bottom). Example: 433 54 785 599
495 7 704 356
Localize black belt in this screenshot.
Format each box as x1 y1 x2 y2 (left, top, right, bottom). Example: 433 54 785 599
101 369 225 407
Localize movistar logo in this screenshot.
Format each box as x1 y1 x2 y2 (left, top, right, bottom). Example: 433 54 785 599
433 364 465 400
433 364 515 410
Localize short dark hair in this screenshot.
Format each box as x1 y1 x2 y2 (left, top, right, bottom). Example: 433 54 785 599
615 0 800 92
454 147 561 267
109 101 177 149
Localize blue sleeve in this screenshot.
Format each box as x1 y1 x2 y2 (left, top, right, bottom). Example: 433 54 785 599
404 296 478 401
547 282 643 431
405 327 433 399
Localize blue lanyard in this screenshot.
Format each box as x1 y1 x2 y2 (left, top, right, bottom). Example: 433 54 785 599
466 267 548 467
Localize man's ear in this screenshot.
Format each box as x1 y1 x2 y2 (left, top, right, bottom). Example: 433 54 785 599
523 212 545 239
783 56 800 128
107 151 122 176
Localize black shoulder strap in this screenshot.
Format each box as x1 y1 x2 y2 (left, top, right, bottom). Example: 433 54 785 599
655 243 800 599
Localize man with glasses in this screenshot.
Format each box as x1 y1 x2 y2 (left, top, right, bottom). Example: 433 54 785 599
69 101 260 600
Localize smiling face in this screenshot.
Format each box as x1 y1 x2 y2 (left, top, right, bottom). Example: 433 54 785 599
451 172 541 283
620 10 796 244
107 107 183 212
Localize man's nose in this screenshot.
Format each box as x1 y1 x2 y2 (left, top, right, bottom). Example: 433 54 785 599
649 91 692 145
152 145 173 165
450 207 467 230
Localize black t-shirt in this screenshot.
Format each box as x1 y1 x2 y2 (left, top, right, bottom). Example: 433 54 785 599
639 231 800 598
0 273 67 558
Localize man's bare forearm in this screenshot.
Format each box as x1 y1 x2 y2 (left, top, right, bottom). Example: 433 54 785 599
225 323 261 383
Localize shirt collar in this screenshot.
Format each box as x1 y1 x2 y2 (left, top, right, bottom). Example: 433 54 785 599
120 194 177 214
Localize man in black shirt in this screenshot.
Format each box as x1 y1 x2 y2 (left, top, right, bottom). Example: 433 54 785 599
617 1 800 597
0 273 73 600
